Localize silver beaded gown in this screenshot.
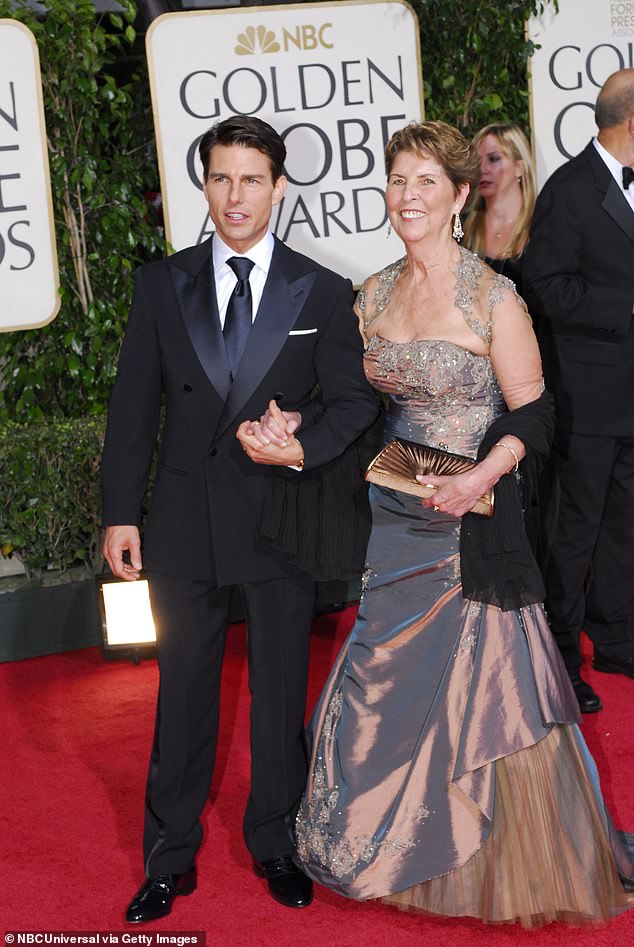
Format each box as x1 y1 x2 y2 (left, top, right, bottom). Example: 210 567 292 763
295 250 634 927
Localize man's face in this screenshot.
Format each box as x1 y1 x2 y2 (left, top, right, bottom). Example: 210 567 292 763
202 144 287 253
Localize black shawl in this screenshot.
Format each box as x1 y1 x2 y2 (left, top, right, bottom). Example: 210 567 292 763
256 411 384 581
460 389 554 610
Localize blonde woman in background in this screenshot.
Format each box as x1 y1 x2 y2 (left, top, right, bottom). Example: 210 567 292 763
464 123 536 299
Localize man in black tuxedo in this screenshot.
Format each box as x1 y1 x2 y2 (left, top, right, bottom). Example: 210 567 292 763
524 69 634 713
101 116 377 922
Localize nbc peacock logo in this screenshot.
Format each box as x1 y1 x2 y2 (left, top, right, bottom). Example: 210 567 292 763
235 25 280 55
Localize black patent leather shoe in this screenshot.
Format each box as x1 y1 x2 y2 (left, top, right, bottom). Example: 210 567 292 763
254 855 313 908
593 652 634 680
125 867 197 923
569 672 602 714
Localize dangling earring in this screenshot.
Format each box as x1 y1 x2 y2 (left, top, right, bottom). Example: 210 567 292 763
387 223 392 238
452 211 464 242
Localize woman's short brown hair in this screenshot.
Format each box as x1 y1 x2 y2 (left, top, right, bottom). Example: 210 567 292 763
384 121 480 192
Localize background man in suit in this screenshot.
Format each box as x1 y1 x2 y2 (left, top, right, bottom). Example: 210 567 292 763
101 115 377 923
524 69 634 713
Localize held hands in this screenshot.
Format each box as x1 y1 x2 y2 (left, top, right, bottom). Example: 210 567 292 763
102 525 142 581
237 399 304 467
245 399 302 447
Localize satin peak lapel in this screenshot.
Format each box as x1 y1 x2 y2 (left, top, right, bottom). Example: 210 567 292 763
603 179 634 244
168 243 232 402
217 262 317 436
586 143 634 244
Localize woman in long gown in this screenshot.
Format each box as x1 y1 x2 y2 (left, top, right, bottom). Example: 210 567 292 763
294 121 634 927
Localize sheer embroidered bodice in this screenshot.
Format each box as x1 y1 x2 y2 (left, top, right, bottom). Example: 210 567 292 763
364 337 504 458
357 247 514 346
294 249 634 926
359 248 516 457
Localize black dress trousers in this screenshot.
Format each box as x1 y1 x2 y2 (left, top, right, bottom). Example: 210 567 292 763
143 569 316 875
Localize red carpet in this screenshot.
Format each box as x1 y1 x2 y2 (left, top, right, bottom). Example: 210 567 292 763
1 606 633 946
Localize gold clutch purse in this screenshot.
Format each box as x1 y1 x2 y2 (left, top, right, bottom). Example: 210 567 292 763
365 439 494 517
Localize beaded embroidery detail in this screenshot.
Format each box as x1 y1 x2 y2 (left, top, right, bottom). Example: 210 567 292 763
454 248 492 343
358 258 406 332
357 248 525 456
359 247 520 344
295 687 420 880
363 337 503 456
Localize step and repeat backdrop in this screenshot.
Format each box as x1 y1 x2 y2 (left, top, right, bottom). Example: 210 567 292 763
146 0 423 285
0 19 59 332
2 0 629 329
528 0 634 188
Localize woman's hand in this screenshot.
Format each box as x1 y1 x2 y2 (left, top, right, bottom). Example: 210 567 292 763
417 468 493 518
417 435 524 517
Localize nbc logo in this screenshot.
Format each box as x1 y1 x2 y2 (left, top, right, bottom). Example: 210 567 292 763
234 23 334 55
235 26 280 55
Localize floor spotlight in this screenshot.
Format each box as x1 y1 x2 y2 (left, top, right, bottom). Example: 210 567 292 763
97 575 156 661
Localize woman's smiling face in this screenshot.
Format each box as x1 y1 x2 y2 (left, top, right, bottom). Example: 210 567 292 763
386 149 468 247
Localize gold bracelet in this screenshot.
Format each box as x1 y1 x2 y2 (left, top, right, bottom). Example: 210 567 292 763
493 440 519 473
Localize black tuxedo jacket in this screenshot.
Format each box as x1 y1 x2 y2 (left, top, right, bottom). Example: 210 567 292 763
101 236 377 584
523 141 634 435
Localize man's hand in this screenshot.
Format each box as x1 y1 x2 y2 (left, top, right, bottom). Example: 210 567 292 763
103 525 142 581
237 417 304 467
245 399 302 447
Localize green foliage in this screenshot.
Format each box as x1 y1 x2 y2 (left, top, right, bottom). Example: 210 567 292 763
0 0 165 423
409 0 558 133
0 418 105 582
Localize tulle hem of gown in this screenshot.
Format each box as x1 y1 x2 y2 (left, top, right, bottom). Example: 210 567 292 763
382 724 634 928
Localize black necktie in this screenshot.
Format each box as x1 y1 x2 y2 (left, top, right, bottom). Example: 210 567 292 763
223 257 255 378
623 166 634 190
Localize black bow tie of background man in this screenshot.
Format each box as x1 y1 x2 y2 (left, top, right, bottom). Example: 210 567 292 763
224 256 255 378
623 166 634 189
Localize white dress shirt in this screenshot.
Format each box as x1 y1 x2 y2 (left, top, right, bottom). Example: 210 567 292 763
212 230 275 328
212 229 303 469
593 137 634 214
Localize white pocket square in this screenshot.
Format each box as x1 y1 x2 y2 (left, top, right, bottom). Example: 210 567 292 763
288 328 318 335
